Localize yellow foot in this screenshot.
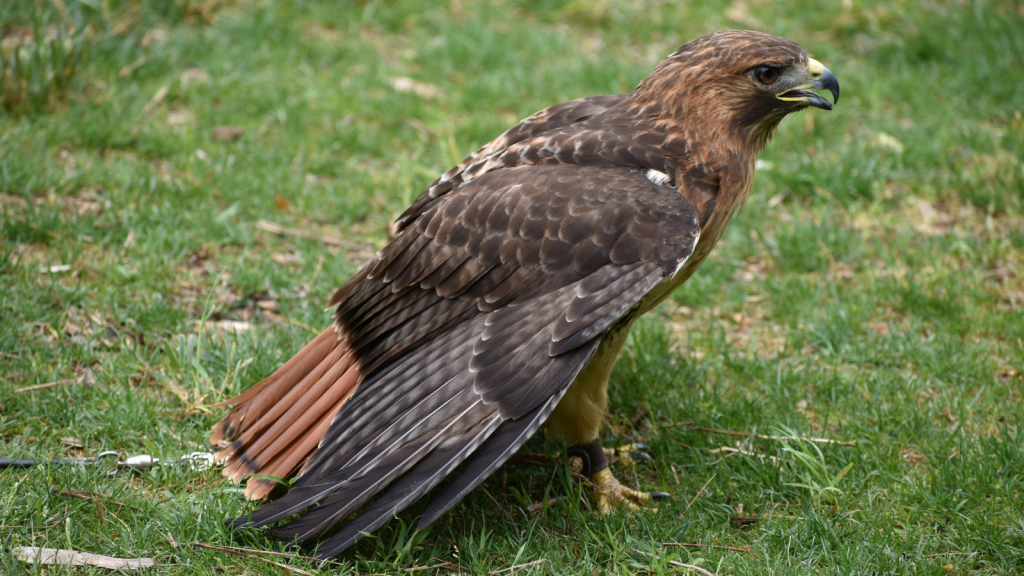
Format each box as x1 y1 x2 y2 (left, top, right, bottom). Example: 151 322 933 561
590 467 668 514
602 443 652 467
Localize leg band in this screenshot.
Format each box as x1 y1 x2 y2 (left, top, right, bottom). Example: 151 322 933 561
566 437 609 478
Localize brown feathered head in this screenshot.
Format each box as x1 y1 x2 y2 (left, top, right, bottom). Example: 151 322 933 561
635 30 840 152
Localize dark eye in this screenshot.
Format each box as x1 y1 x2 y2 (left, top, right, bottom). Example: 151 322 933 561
756 66 778 84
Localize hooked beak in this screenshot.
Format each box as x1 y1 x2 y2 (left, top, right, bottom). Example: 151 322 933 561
777 58 840 111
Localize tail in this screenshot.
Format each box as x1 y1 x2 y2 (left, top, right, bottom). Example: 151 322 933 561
211 327 361 499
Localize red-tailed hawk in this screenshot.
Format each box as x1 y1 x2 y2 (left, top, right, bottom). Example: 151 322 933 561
211 30 839 558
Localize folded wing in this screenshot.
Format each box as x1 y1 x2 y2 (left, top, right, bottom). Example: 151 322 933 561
227 164 700 557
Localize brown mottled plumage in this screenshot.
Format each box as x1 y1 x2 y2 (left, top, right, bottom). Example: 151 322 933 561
211 30 839 558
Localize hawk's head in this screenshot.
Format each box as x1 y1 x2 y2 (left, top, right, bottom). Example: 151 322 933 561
636 30 840 152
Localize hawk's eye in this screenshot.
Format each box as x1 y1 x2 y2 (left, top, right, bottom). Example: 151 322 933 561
756 66 778 84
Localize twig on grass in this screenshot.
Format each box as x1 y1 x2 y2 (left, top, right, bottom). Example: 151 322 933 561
191 542 347 569
260 308 321 335
683 473 716 515
662 420 695 428
105 505 131 529
310 252 326 285
16 378 81 393
488 558 549 575
690 426 856 446
508 452 556 467
662 542 753 554
13 547 154 571
405 561 461 572
52 487 138 510
240 550 313 575
708 445 781 467
481 486 517 522
157 528 178 549
526 497 558 514
6 504 70 530
255 219 352 248
634 549 717 576
507 452 591 485
630 404 650 429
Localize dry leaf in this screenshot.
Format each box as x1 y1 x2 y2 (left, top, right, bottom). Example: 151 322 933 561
630 404 650 429
143 86 169 114
303 22 345 43
14 547 154 571
212 126 246 141
527 498 558 513
118 57 148 78
62 437 85 449
254 219 353 248
901 448 927 466
54 487 114 500
210 320 252 332
180 67 211 85
871 131 905 153
390 76 444 100
724 1 765 29
141 28 169 48
186 247 213 270
271 252 302 265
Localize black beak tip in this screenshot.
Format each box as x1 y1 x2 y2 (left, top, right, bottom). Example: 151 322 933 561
818 67 840 105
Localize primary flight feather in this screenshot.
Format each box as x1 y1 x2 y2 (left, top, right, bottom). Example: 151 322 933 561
211 30 840 558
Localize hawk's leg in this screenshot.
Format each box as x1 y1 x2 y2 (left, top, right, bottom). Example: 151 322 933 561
568 437 668 514
547 323 667 513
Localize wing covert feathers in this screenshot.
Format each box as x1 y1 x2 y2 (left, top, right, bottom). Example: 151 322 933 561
212 141 701 555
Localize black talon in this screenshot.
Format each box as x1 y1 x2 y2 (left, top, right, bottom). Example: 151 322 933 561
651 491 671 502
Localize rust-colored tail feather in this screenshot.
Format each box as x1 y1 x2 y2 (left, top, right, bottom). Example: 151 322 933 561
218 345 348 467
211 327 361 499
211 328 337 443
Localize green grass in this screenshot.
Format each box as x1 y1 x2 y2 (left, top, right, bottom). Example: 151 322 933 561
2 0 1023 574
